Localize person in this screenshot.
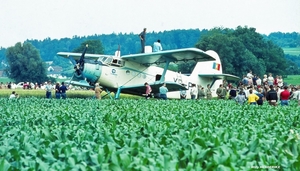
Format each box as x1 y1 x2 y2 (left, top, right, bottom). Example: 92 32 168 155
252 74 257 87
180 89 187 99
228 87 237 100
144 82 152 99
153 39 162 52
267 73 274 86
277 75 283 88
55 82 61 99
296 87 300 106
216 84 226 99
139 28 147 53
206 84 212 100
59 82 68 99
266 85 278 106
7 82 11 89
280 85 290 106
256 88 264 106
159 83 168 100
197 86 205 100
235 91 246 105
273 75 278 87
190 84 197 99
247 89 259 105
94 83 102 100
45 81 53 99
9 91 18 99
242 75 249 87
263 74 268 85
256 76 262 89
247 70 253 79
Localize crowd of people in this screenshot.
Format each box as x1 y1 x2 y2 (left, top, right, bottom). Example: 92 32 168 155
230 70 300 106
142 70 300 106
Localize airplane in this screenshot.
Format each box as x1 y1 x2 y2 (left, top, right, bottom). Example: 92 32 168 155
57 45 239 99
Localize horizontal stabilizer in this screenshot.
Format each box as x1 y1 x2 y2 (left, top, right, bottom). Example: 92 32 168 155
198 74 240 81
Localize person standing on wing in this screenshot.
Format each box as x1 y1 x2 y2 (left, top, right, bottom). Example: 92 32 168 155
139 28 147 53
153 39 163 52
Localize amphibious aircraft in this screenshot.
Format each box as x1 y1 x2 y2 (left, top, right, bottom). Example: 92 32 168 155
57 45 239 99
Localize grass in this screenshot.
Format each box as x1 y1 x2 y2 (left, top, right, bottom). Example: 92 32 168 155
284 75 300 85
0 89 142 99
282 47 300 56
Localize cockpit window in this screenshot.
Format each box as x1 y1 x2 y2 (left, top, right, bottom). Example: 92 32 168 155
97 56 124 66
102 57 107 62
111 59 124 67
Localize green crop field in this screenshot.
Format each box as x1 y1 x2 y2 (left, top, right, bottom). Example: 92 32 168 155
283 47 300 56
284 75 300 85
0 98 299 170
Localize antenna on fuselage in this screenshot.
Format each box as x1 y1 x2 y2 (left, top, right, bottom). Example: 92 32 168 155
115 44 121 58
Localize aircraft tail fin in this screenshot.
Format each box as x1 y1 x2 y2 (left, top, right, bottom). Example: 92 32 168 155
191 50 222 76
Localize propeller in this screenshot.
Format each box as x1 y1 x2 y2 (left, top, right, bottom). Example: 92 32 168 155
74 44 88 78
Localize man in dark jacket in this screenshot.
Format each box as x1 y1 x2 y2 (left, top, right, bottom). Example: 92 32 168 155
266 85 278 106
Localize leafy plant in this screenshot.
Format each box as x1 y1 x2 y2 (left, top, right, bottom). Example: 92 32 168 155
0 98 299 170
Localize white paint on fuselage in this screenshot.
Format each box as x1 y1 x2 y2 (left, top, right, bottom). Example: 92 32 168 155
89 49 227 99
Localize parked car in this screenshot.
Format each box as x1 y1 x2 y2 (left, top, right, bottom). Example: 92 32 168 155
16 82 35 89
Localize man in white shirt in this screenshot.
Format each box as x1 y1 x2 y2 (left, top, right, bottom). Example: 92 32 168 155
153 40 163 52
247 70 253 79
256 76 262 88
9 91 18 99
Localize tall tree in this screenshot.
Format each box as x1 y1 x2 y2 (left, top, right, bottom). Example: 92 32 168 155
195 26 288 77
73 40 104 54
5 42 48 83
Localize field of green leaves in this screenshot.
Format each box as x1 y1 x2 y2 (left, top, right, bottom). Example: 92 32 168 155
1 98 299 170
283 47 300 56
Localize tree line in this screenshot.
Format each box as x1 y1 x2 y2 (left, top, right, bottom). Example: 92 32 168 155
1 26 300 83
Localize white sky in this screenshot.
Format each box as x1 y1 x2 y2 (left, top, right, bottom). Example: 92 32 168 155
1 0 299 48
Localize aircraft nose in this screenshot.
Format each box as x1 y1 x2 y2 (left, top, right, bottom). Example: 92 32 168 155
82 62 102 83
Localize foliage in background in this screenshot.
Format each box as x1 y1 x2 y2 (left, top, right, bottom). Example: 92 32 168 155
0 98 299 170
0 28 299 76
267 32 300 48
196 26 289 77
72 40 104 54
5 42 48 83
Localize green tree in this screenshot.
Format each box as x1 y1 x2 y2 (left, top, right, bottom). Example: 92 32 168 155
5 42 48 83
195 26 289 77
73 40 104 54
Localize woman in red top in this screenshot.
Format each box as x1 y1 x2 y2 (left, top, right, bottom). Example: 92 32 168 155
280 86 290 106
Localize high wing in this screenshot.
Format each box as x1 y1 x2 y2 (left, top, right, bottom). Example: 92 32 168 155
57 52 106 60
198 74 240 81
121 48 215 65
116 81 188 97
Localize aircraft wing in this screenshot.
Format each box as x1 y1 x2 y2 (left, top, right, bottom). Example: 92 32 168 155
121 48 215 65
119 81 188 96
57 52 105 60
64 80 94 88
198 74 240 81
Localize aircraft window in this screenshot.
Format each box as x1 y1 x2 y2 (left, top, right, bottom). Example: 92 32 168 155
105 58 113 64
102 57 107 62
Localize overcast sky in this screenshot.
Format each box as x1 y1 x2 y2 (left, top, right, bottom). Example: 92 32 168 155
1 0 299 48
